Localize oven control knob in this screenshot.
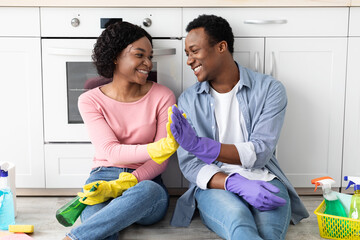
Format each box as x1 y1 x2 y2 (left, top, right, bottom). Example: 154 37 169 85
142 18 152 27
71 18 80 27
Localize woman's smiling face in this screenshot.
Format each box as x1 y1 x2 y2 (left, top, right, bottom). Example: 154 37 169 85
114 36 153 85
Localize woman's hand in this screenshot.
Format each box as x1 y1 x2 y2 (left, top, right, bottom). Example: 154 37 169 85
146 105 180 164
78 172 138 205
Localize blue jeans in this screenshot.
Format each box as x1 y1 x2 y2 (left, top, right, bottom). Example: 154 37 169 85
67 167 169 240
195 178 291 240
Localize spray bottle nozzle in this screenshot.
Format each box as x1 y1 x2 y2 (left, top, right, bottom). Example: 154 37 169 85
311 176 335 192
0 162 9 172
346 180 356 190
344 176 360 191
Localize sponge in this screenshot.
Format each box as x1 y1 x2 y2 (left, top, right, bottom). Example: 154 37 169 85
8 225 34 233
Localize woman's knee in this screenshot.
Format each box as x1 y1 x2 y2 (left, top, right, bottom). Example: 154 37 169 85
135 180 167 200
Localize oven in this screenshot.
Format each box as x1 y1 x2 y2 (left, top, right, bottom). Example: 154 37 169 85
41 8 183 142
40 8 185 189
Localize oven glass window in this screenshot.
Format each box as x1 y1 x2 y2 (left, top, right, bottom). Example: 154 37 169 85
66 61 157 124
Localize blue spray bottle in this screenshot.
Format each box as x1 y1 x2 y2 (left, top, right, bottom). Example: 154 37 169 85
344 176 360 219
0 163 15 230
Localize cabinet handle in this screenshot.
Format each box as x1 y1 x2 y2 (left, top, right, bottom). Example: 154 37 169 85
48 48 92 56
153 48 176 56
270 52 276 78
47 48 176 57
254 51 260 72
244 19 288 25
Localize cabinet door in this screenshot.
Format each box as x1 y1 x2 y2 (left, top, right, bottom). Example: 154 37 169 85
342 38 360 188
0 38 44 187
266 38 347 187
45 144 94 188
182 38 264 91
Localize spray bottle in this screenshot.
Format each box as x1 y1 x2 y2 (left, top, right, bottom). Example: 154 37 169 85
344 176 360 219
0 163 15 230
311 176 347 217
56 183 99 227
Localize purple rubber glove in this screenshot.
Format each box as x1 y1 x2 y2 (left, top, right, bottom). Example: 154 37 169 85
170 105 221 164
225 173 287 211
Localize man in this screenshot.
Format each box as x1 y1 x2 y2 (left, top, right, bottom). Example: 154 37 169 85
170 14 309 240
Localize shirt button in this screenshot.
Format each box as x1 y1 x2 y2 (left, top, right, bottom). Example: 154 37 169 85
211 103 213 106
212 126 215 129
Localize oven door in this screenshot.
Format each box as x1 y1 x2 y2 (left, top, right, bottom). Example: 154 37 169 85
42 38 182 142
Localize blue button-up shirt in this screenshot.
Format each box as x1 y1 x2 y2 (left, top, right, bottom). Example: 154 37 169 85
170 63 309 227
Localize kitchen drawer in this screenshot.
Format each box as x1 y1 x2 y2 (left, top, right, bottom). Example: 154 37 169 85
41 8 182 38
349 7 360 36
45 144 94 188
0 7 40 36
183 8 348 37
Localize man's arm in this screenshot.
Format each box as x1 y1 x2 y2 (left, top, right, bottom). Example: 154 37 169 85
207 172 227 189
217 144 241 165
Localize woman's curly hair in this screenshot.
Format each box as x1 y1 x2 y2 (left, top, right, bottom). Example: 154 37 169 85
92 21 152 78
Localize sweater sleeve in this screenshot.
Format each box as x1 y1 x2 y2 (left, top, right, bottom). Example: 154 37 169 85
132 89 176 181
78 94 150 165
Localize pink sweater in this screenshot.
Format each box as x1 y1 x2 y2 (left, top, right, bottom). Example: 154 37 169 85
78 82 176 182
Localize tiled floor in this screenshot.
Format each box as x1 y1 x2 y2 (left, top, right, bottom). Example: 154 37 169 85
0 196 324 240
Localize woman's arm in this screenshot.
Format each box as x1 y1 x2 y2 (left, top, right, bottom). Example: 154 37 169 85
78 87 176 166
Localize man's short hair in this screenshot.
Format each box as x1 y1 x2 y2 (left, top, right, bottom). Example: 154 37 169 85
186 14 234 54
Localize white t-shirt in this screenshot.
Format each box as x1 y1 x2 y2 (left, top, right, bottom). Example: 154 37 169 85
196 80 276 189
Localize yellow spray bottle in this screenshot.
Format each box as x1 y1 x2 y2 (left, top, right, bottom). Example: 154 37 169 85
311 176 347 217
344 176 360 219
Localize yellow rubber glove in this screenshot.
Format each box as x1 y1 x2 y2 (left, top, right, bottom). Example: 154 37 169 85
77 172 138 205
147 105 180 164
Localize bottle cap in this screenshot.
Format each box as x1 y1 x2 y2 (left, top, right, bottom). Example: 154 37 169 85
0 169 8 177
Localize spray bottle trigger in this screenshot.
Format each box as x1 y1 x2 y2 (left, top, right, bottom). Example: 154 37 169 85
314 182 320 192
346 180 355 190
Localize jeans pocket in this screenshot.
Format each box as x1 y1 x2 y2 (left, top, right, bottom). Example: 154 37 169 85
89 166 103 176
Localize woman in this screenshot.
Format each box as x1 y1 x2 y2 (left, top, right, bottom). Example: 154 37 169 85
64 21 177 240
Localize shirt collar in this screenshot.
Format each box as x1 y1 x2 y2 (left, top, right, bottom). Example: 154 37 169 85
195 61 252 94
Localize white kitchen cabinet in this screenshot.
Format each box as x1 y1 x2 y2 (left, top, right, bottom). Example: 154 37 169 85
270 38 347 187
183 8 348 187
0 8 44 188
341 8 360 189
0 8 40 36
45 144 94 188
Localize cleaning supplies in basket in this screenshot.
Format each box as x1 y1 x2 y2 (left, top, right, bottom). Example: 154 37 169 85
344 176 360 220
0 162 16 230
311 176 347 217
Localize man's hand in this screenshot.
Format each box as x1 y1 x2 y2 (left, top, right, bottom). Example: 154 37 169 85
225 173 286 211
170 105 221 164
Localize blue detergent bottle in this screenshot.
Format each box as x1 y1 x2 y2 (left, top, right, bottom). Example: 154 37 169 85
0 164 16 230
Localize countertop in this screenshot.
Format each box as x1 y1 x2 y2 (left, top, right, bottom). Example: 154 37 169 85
1 0 360 7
